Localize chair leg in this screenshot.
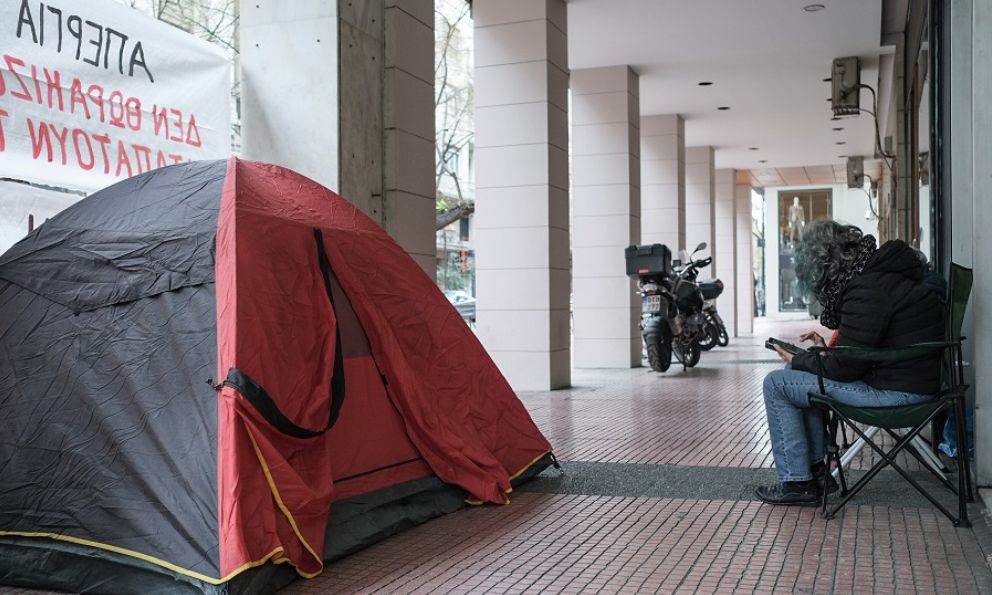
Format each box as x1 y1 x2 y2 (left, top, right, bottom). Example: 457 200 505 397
833 416 850 497
826 410 967 526
822 410 839 517
883 429 956 493
821 412 829 515
954 397 975 503
953 398 973 523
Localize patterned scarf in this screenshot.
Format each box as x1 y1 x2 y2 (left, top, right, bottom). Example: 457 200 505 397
817 235 878 330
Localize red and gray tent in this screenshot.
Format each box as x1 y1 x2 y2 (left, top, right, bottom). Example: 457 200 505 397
0 158 554 593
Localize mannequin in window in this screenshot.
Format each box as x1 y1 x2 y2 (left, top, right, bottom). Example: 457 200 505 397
787 197 806 246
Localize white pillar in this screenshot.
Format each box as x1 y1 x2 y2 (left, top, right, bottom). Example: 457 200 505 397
734 181 754 336
640 115 685 252
571 66 640 369
713 169 736 334
240 1 339 191
474 0 570 390
685 146 714 275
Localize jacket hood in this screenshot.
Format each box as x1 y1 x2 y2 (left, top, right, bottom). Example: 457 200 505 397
863 239 924 281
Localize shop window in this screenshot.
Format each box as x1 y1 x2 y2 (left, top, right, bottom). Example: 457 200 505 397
779 190 832 312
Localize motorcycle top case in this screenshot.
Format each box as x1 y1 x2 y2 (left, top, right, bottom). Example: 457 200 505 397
625 244 672 278
698 278 724 300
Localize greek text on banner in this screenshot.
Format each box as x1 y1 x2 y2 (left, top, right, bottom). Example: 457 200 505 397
0 0 231 192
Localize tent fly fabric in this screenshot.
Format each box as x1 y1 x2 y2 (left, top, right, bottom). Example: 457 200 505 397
0 158 554 594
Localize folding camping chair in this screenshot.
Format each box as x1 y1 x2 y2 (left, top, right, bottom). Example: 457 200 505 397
808 263 974 526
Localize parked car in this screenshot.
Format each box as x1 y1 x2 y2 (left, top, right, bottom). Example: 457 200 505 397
444 290 476 323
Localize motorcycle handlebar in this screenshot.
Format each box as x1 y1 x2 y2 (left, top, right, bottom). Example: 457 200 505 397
676 257 711 274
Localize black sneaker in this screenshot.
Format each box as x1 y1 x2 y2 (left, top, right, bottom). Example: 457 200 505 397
755 481 819 506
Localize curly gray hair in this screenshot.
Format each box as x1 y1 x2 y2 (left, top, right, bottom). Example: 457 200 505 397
794 219 865 299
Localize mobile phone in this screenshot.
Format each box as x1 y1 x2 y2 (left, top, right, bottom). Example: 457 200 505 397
765 337 802 356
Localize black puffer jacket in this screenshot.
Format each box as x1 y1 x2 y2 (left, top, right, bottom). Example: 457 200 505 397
792 240 945 394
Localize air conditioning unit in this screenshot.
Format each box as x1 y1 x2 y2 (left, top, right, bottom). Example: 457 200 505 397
831 57 861 117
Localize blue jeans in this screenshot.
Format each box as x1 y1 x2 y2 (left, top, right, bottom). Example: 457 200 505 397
762 367 932 482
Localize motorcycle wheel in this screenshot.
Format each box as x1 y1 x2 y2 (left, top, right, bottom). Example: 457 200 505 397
716 324 730 347
698 324 718 351
646 325 673 372
683 340 701 367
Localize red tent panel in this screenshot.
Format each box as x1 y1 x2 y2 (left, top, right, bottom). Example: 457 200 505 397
215 160 551 578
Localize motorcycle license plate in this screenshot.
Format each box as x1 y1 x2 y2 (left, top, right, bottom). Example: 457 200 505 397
643 295 662 313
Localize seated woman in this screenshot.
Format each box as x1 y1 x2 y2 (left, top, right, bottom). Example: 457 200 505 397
756 220 945 505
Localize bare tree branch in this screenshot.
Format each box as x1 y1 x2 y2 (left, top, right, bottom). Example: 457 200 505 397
434 0 475 231
436 202 475 230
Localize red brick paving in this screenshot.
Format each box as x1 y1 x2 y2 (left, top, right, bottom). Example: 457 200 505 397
522 365 776 468
284 492 990 594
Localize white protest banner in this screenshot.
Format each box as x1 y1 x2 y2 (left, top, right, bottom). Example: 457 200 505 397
0 0 231 192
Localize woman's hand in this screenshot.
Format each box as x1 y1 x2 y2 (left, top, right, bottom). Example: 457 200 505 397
773 345 794 364
800 331 826 347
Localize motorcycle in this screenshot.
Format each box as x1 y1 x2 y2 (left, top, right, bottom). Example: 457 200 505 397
666 244 714 367
626 242 711 372
691 278 729 351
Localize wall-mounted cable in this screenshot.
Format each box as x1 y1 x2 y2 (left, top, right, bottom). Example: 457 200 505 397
852 83 896 172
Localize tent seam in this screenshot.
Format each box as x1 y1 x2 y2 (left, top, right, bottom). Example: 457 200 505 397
242 425 325 579
0 530 284 585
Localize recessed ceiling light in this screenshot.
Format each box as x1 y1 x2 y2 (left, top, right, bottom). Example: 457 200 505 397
717 106 730 111
804 4 825 12
748 147 759 151
823 77 832 82
832 127 844 131
758 159 768 163
830 116 842 121
835 141 846 145
698 81 713 86
838 154 847 158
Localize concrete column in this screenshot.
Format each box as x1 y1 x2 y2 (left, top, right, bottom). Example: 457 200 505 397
474 0 570 390
734 182 754 337
894 34 913 241
640 115 685 252
713 169 736 334
383 0 436 277
971 0 992 485
685 146 715 275
338 0 384 222
571 66 640 369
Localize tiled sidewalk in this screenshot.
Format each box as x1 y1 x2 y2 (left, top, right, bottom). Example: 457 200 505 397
290 493 988 594
286 317 992 594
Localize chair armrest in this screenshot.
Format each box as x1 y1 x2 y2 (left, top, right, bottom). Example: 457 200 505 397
808 341 956 363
